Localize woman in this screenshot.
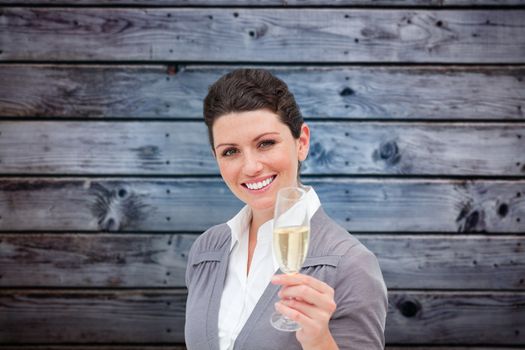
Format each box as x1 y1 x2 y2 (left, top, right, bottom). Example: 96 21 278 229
185 69 387 350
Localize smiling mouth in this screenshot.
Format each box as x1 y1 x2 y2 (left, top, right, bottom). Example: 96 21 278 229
243 175 276 191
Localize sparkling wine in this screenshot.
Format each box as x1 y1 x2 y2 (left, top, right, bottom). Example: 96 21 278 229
273 225 310 274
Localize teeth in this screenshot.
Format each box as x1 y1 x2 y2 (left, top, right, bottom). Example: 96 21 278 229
246 176 274 190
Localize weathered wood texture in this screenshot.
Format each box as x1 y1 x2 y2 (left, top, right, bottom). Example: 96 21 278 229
0 234 523 290
0 347 189 350
1 0 524 5
386 348 522 350
0 290 188 343
0 290 523 344
0 347 519 350
0 347 188 350
1 9 524 62
386 291 525 344
7 347 512 350
1 121 524 175
1 65 524 120
0 0 523 347
0 178 523 232
0 233 195 288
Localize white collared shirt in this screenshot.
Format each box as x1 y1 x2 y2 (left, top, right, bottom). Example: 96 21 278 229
218 186 321 350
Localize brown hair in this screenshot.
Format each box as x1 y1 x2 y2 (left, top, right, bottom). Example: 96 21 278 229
203 69 304 149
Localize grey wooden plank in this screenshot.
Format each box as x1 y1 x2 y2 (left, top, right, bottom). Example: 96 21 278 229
0 290 523 344
386 348 520 350
1 65 524 120
0 234 523 290
1 9 524 62
0 348 516 350
0 347 518 350
0 121 216 175
0 289 187 343
364 235 525 290
1 0 524 6
0 347 519 350
303 122 525 175
0 347 189 350
386 291 525 344
0 178 524 232
0 346 519 349
0 233 195 288
1 121 524 175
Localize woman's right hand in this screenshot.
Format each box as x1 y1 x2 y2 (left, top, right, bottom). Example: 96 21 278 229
272 273 339 350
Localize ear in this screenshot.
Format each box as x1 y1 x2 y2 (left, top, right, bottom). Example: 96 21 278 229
297 123 310 162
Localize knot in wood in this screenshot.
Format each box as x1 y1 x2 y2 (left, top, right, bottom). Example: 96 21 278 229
379 141 398 160
340 87 355 97
103 217 119 232
374 140 401 166
247 25 268 40
465 211 479 231
498 203 508 218
136 145 160 161
310 142 322 158
398 299 420 318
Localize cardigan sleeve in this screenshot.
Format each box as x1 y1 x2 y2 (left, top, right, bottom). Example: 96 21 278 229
329 243 388 349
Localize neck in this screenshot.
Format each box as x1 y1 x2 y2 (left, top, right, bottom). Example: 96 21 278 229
250 206 274 233
249 181 304 231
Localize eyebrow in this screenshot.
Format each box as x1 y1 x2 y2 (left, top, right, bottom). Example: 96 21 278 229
215 132 280 150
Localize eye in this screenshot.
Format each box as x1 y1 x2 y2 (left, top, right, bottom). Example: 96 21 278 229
258 139 276 149
222 148 238 157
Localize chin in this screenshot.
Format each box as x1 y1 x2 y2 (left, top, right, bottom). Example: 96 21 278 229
247 198 275 212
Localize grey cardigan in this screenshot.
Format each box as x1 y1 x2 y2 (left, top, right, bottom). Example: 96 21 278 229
185 207 388 350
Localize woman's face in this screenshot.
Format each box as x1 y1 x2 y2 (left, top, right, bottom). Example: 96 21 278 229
212 109 309 215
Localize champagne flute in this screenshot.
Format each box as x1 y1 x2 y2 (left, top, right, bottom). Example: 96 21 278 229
271 186 310 332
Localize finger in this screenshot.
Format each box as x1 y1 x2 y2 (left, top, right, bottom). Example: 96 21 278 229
274 301 317 330
272 273 333 295
280 297 332 323
279 284 337 314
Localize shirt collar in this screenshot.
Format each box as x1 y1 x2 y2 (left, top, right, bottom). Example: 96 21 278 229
226 186 321 252
226 204 252 250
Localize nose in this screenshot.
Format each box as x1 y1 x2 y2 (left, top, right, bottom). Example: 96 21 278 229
242 151 263 176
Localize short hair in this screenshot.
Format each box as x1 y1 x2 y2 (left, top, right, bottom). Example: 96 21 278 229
203 69 304 149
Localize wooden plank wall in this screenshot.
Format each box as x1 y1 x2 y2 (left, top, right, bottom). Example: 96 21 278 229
0 1 524 349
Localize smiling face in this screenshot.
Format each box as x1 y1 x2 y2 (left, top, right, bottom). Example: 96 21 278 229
212 109 309 219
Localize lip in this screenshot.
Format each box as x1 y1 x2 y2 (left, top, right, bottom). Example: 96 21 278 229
242 175 276 193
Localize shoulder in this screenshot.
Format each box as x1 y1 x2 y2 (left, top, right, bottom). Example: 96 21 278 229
310 208 386 298
185 223 231 287
309 207 365 258
308 208 388 348
190 223 231 255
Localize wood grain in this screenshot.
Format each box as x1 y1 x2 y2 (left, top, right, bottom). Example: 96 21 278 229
1 65 523 120
0 178 524 232
0 345 519 349
0 345 519 350
386 291 525 344
0 121 524 175
0 1 522 349
0 233 523 290
0 289 187 343
1 8 524 62
0 347 189 350
0 233 196 288
0 0 523 6
0 290 523 344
